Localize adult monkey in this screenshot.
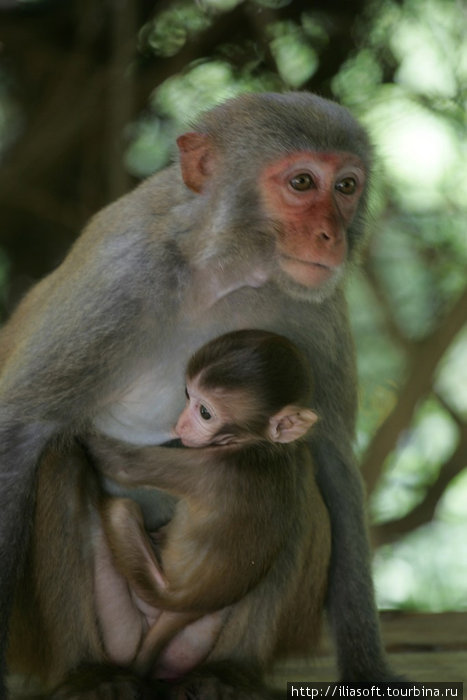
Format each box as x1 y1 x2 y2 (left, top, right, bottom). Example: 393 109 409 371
8 332 329 697
1 92 395 694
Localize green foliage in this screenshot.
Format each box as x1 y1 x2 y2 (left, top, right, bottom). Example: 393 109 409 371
125 61 280 177
341 0 466 611
437 329 467 418
267 21 319 87
374 521 467 611
348 272 404 452
370 398 460 523
139 3 212 58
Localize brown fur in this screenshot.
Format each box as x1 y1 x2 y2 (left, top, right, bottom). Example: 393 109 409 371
94 433 329 672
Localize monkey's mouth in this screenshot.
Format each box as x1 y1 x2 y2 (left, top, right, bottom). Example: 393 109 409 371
281 254 330 270
279 253 334 287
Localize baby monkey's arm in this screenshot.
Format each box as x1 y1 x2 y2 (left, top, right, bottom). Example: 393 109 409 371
86 433 225 497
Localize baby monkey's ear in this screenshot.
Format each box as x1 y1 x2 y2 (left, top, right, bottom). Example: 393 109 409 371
267 406 318 444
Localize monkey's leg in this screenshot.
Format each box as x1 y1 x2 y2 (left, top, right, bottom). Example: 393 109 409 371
1 421 57 696
101 499 207 679
165 463 330 699
135 610 200 678
7 443 104 690
313 439 397 681
101 497 169 605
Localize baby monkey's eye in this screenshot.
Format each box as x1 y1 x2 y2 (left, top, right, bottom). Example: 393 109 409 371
199 405 212 420
184 387 189 399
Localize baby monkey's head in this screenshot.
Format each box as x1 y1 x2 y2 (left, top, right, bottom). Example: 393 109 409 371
175 329 317 448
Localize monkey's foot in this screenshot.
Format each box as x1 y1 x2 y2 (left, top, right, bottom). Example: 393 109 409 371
169 662 273 699
48 664 169 700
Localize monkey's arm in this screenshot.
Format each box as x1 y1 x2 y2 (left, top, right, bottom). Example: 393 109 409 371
313 437 395 680
87 434 223 498
0 194 171 675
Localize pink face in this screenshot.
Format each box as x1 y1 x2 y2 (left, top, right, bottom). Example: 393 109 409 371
174 378 229 447
260 151 365 288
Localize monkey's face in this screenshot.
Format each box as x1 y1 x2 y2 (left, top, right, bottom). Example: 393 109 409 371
174 378 236 448
259 151 365 291
177 128 368 303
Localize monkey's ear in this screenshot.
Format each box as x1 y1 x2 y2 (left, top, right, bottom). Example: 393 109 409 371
268 406 318 444
177 132 215 193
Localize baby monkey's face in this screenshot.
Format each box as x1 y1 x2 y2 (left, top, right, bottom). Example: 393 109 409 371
174 376 240 448
174 374 317 448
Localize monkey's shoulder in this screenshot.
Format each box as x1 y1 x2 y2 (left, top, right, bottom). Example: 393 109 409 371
80 166 191 250
210 442 314 528
222 441 311 482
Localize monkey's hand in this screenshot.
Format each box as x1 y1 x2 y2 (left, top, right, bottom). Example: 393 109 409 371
84 433 204 493
85 433 138 482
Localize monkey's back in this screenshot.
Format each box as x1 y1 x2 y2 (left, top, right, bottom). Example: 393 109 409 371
155 441 310 613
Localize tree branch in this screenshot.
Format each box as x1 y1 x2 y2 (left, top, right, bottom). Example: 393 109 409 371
361 285 467 494
361 259 411 352
372 419 467 545
107 0 138 200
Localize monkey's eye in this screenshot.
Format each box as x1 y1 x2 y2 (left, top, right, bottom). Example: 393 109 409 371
289 173 313 191
184 387 189 400
335 177 357 195
199 405 212 420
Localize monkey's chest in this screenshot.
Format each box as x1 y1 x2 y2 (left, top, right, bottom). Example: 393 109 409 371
93 360 185 445
92 285 283 446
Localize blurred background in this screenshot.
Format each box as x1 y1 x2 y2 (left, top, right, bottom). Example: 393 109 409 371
0 0 466 613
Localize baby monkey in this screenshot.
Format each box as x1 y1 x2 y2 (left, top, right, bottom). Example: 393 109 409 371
90 329 325 674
